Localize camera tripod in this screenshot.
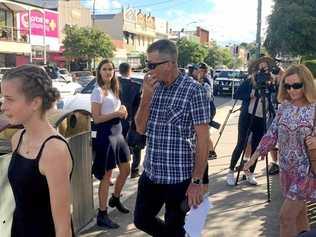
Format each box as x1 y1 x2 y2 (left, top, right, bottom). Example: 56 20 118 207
214 87 272 202
236 87 271 202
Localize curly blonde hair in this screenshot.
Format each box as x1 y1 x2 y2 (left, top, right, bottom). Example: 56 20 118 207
278 64 316 104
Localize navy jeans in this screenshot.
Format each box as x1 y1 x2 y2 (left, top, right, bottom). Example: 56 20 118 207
134 172 190 237
229 112 265 172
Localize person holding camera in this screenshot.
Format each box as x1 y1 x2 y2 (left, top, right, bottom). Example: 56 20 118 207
244 64 316 237
226 56 276 186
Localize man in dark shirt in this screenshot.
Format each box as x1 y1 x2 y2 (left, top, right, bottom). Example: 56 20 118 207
118 62 143 178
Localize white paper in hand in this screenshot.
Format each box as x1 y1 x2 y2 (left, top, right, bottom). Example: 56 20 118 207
184 196 213 237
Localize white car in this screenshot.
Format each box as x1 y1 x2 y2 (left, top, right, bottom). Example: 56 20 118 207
57 68 72 82
52 78 82 99
0 67 12 81
58 73 144 111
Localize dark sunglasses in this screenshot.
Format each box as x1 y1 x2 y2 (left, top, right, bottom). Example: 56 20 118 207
146 60 169 70
284 82 304 90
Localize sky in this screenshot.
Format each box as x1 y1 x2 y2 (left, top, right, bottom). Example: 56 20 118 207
80 0 275 45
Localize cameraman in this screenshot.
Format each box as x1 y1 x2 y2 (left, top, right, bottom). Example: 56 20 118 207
226 57 276 186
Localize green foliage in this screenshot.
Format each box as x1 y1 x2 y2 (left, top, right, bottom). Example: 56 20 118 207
139 52 147 68
265 0 316 57
204 43 242 69
63 25 115 69
176 38 208 67
303 60 316 78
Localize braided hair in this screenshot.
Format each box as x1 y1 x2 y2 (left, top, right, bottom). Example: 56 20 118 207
2 64 60 113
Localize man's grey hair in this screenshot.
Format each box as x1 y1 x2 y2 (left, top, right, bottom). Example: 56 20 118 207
147 39 178 62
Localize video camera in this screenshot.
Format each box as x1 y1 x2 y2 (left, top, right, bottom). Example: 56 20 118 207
255 65 280 89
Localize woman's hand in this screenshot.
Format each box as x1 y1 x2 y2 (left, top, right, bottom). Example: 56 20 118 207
117 105 128 119
306 136 316 150
243 151 260 174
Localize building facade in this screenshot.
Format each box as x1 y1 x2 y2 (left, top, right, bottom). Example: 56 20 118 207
94 7 168 68
169 26 210 46
0 0 91 67
0 0 32 67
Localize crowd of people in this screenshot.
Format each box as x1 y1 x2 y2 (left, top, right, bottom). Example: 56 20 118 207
1 38 316 237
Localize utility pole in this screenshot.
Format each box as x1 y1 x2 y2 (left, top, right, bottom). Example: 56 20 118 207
92 0 96 70
255 0 262 59
92 0 96 26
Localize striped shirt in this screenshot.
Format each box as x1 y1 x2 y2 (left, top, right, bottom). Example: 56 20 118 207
143 75 210 184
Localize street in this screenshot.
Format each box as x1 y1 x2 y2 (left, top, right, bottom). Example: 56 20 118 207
79 98 282 237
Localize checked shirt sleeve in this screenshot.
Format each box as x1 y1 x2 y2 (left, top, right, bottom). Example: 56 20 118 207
189 85 211 125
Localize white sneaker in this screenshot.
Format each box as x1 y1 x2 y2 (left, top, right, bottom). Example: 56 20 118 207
246 173 258 185
226 171 235 186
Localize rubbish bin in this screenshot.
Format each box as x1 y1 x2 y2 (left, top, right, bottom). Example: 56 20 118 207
54 109 95 234
0 109 95 236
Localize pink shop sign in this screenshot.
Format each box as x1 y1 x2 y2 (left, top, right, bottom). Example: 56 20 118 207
19 10 59 38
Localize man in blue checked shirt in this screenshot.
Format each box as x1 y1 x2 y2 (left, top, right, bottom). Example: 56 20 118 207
133 39 211 237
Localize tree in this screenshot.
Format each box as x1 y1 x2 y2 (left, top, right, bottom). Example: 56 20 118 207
139 52 147 69
204 44 222 68
63 25 115 69
176 38 208 67
264 0 316 58
204 43 238 69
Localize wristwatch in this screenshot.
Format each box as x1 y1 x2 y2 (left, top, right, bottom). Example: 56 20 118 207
191 178 202 185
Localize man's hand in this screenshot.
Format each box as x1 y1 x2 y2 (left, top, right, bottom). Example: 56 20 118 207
142 72 159 104
186 183 204 209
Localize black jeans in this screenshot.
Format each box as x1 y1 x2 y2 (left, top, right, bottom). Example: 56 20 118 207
122 121 141 172
130 146 141 172
229 112 265 173
134 172 190 237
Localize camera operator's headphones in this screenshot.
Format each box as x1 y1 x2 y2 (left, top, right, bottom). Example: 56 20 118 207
248 56 277 74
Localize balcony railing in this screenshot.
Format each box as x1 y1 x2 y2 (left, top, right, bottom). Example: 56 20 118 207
0 26 29 43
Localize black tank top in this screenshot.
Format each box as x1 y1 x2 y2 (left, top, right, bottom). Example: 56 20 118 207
8 130 74 237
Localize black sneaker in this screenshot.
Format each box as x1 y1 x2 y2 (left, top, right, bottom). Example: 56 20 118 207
268 163 279 175
108 194 130 214
208 151 217 160
97 210 120 229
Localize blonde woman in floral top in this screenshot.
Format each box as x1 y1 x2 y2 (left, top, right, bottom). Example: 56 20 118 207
244 64 316 237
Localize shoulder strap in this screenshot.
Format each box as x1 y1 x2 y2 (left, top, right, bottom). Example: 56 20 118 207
14 129 26 153
35 135 74 176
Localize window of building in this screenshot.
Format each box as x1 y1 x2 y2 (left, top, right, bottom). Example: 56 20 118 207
0 9 6 27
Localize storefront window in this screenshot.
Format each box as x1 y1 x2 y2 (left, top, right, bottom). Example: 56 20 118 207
0 9 5 27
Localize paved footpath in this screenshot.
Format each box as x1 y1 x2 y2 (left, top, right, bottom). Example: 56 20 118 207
79 99 282 237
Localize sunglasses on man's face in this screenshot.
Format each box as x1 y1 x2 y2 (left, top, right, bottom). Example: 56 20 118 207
146 60 169 70
284 82 304 90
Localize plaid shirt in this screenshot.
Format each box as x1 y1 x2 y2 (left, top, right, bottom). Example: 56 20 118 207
143 75 210 184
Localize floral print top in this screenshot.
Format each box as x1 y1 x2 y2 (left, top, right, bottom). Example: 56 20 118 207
256 101 316 201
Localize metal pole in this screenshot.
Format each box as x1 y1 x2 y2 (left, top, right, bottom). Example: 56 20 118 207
92 0 96 25
28 9 32 63
255 0 262 59
43 10 46 65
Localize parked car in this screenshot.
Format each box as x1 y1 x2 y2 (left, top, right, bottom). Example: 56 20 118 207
58 73 144 111
57 68 72 82
0 67 12 81
71 71 95 87
51 77 82 99
213 70 244 96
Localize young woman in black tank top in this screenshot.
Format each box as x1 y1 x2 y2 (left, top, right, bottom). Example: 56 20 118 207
1 65 73 237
